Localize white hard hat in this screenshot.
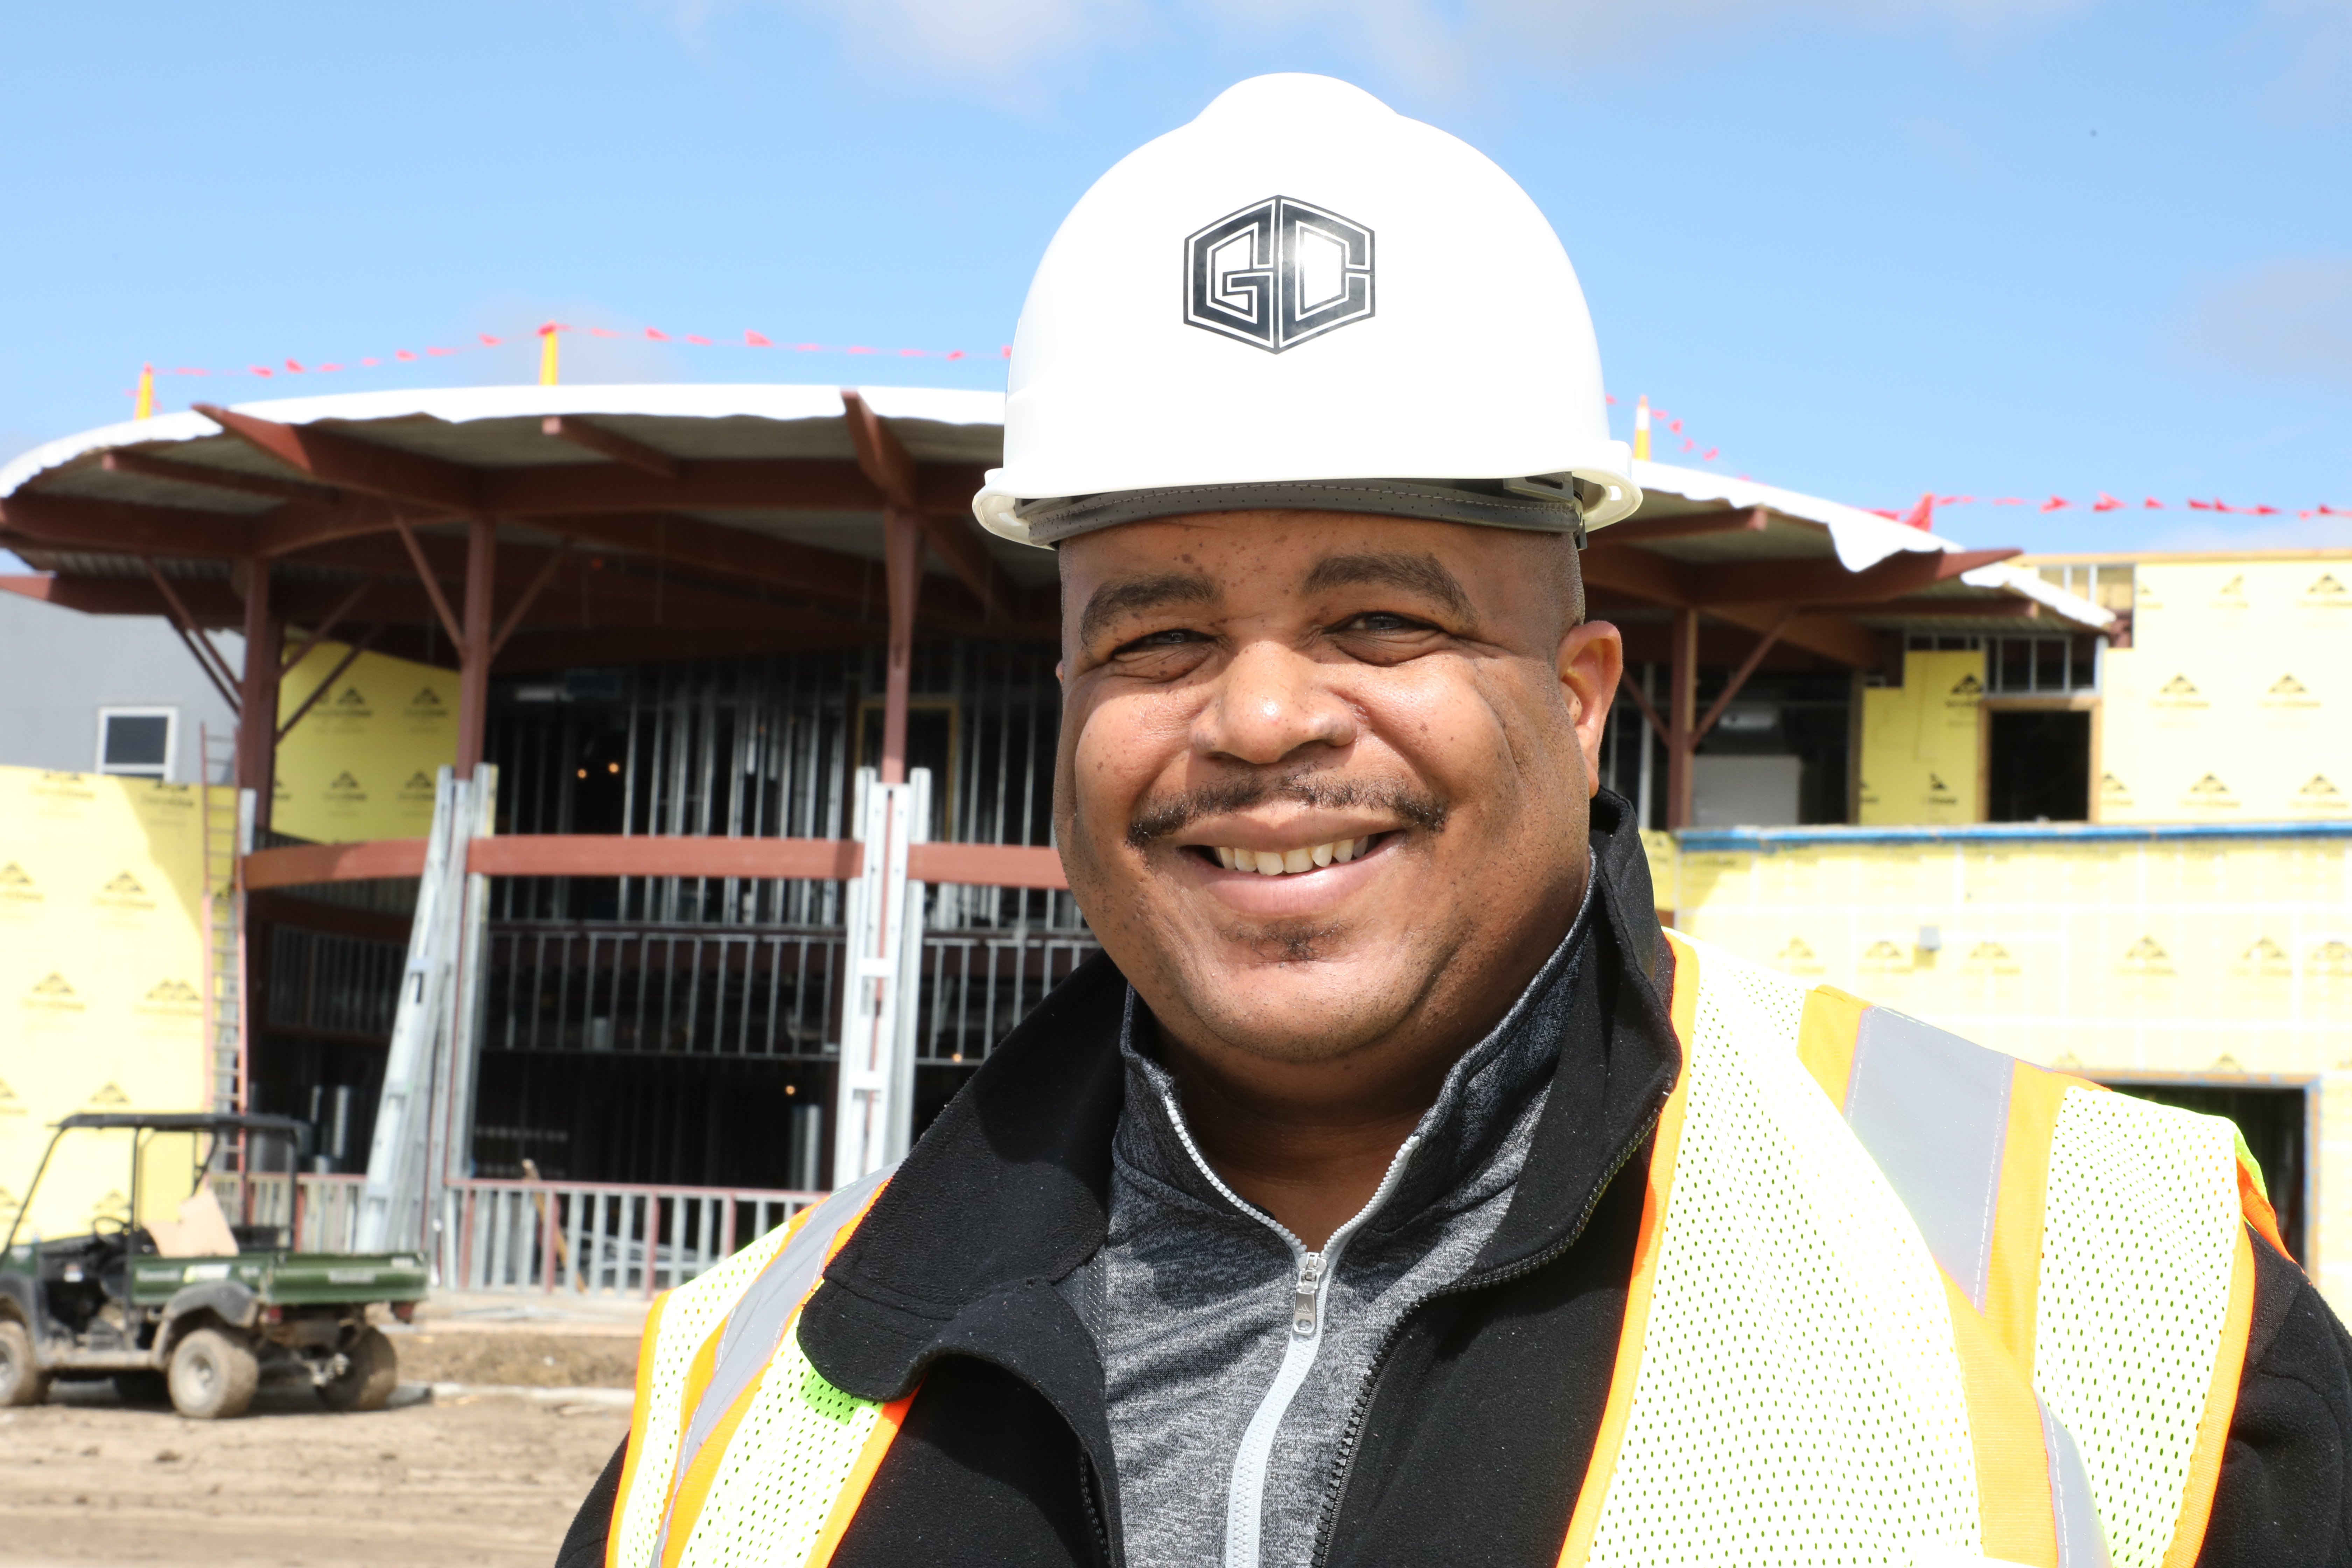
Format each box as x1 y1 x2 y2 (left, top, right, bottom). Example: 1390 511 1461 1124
974 73 1639 549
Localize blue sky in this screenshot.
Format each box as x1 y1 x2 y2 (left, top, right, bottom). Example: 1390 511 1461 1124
1 0 2345 554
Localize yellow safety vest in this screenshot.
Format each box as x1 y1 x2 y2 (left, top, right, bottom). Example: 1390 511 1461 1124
609 931 2268 1568
1562 932 2263 1568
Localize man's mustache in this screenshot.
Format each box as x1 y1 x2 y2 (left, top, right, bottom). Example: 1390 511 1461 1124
1125 775 1449 850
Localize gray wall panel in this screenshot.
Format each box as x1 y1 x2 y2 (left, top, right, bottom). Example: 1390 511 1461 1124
0 592 241 783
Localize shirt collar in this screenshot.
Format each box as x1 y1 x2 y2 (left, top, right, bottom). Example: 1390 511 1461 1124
1112 873 1601 1232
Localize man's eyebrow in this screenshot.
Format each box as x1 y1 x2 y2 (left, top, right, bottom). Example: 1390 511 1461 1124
1076 571 1219 647
1302 552 1473 622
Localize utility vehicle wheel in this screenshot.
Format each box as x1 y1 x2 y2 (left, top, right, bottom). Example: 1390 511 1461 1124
0 1321 47 1407
168 1328 258 1420
318 1326 398 1413
112 1370 170 1406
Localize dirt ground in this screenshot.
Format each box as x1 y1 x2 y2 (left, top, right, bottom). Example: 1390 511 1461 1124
0 1304 644 1568
0 1382 627 1568
385 1329 637 1390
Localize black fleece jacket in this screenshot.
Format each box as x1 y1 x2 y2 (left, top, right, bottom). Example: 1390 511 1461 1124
560 791 2352 1568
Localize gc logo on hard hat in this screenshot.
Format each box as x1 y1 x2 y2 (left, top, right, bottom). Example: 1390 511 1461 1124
1183 196 1374 353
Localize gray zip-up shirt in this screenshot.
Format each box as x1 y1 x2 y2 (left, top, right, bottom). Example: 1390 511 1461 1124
1059 889 1595 1568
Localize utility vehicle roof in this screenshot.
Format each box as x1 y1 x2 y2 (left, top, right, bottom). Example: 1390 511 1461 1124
53 1112 307 1134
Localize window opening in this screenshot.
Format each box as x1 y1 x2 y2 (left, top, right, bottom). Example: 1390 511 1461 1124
1905 634 2099 693
96 707 176 780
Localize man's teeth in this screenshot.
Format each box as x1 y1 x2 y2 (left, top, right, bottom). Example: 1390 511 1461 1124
1212 839 1372 875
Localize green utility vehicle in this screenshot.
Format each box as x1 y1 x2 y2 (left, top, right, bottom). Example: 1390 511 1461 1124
0 1112 427 1419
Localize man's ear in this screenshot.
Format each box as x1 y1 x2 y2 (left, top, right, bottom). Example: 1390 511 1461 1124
1556 620 1624 797
1055 660 1066 686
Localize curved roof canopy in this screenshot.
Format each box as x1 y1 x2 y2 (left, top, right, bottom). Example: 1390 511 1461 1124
0 384 1035 669
0 383 2104 674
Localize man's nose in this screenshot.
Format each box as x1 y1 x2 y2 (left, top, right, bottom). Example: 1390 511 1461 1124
1200 640 1359 765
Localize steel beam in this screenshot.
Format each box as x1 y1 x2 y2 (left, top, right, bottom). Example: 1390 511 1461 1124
1 571 237 620
541 416 681 479
840 390 922 506
276 626 384 742
278 577 376 671
254 495 454 558
488 541 568 662
236 560 284 832
142 561 243 704
499 457 989 516
842 390 1015 620
1692 607 1798 743
483 456 883 515
1604 616 1829 672
1868 596 2044 620
243 833 1071 891
196 404 484 514
1582 538 2021 613
0 492 255 557
268 512 1037 636
464 835 863 880
392 518 467 649
1618 670 1667 748
1597 506 1768 545
1711 604 1881 669
1666 606 1698 830
1578 540 1700 607
242 839 431 888
102 449 345 507
539 510 878 610
484 624 887 671
1690 547 2021 607
457 519 496 777
907 841 1067 889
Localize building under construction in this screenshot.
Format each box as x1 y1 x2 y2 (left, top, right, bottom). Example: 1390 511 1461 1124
30 384 2347 1296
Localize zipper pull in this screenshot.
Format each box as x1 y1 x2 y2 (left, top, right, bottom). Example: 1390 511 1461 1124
1293 1252 1324 1337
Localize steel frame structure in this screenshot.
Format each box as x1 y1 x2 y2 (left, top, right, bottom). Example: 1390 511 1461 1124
0 385 2115 1203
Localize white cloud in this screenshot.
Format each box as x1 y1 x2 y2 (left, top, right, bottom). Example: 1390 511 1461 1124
1225 0 2095 88
1472 0 2086 41
652 0 2095 91
2174 258 2352 389
1444 0 2089 87
2256 0 2352 113
808 0 1149 76
644 0 1149 83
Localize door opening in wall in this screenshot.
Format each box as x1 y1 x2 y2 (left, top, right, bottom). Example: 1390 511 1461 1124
1986 709 2091 822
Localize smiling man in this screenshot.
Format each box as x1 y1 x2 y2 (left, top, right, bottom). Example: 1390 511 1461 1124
566 75 2349 1568
1055 510 1615 1264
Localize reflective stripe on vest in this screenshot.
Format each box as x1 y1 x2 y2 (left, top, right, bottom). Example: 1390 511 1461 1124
607 1168 908 1568
1562 931 2095 1568
1792 988 2261 1568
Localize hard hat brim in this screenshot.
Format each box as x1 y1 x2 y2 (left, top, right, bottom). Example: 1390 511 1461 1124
974 462 1641 548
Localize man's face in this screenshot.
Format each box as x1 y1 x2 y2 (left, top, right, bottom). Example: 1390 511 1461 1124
1055 510 1623 1071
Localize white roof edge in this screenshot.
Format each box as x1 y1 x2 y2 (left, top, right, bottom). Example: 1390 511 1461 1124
1628 460 1958 573
1627 462 2110 628
1959 562 2114 629
0 383 1009 499
854 385 1009 424
1 411 222 498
